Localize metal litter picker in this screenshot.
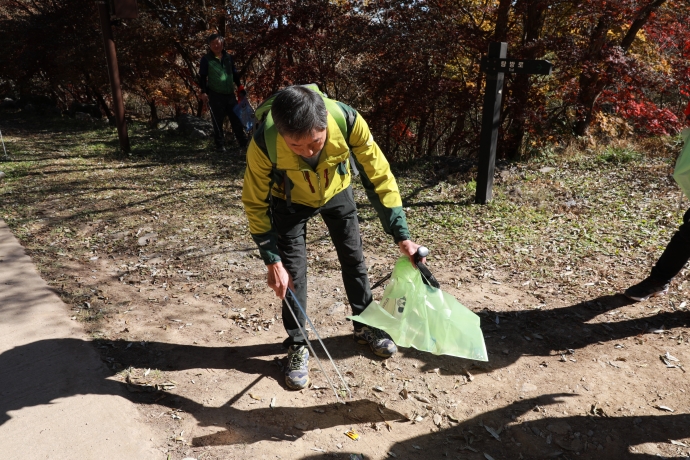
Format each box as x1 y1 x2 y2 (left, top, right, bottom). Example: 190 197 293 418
284 287 352 402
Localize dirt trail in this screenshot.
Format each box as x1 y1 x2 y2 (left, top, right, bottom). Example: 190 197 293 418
0 113 689 459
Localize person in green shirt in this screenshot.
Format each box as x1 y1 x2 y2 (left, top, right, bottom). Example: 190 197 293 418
199 33 248 153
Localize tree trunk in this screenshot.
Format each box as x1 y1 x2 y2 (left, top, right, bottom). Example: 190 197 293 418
148 99 159 124
91 86 114 121
493 0 512 42
416 111 428 158
444 111 467 157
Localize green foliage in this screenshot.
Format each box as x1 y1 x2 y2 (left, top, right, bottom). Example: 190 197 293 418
597 146 642 164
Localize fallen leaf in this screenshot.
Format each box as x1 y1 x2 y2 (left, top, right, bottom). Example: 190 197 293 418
484 425 501 441
656 405 674 412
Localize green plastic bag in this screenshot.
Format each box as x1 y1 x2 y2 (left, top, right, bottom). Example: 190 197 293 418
673 128 690 200
349 257 488 361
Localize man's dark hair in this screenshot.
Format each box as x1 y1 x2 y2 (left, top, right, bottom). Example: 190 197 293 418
207 33 224 44
271 86 328 138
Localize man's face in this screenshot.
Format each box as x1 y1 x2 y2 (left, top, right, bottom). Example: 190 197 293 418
209 38 223 55
283 128 327 159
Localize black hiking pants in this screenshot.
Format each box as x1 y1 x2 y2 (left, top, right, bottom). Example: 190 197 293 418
650 207 690 282
207 90 248 149
272 186 371 348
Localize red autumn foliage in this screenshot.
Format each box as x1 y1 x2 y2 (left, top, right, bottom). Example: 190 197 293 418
0 0 688 159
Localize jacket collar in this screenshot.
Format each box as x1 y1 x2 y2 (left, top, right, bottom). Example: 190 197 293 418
275 113 349 170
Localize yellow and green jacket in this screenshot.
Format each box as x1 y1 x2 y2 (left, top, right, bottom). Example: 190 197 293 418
242 102 410 265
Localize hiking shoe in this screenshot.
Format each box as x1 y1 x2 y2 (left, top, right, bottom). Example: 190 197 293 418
354 326 397 358
624 277 670 301
285 345 310 390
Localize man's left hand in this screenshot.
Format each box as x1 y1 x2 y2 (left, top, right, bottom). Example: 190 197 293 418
398 240 425 266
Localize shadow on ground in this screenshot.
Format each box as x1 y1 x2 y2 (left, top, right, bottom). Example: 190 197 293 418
2 291 688 459
298 394 690 459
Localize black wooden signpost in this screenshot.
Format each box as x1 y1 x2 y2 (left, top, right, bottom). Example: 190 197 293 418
475 42 553 204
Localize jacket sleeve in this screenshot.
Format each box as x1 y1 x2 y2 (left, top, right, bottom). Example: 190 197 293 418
347 111 411 243
199 56 209 93
241 139 282 265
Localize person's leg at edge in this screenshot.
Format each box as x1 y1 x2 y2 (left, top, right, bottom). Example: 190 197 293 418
626 207 690 301
320 187 397 358
650 207 690 282
273 198 316 389
207 90 226 151
320 187 371 316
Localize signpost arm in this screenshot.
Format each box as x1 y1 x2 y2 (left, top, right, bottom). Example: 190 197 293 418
96 0 130 153
475 42 507 204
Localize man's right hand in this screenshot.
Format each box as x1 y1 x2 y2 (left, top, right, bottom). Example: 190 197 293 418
267 261 292 299
200 93 209 105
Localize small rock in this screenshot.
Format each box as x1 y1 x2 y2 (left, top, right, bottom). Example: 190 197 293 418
433 414 442 426
294 423 308 430
0 171 5 180
157 119 179 130
539 166 555 173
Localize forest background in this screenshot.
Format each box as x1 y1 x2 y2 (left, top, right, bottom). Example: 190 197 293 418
1 0 689 160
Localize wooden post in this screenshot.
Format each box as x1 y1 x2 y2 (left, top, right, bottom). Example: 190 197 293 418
475 43 552 204
476 42 507 204
96 0 130 153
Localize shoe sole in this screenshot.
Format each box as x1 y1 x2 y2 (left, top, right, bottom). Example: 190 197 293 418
624 289 668 302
